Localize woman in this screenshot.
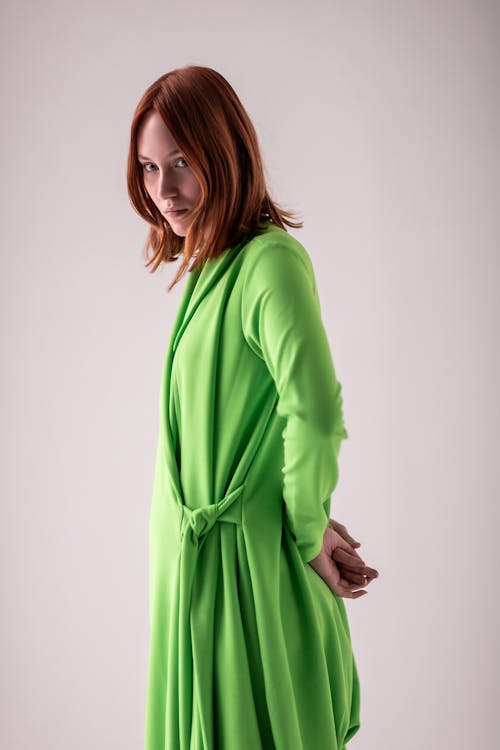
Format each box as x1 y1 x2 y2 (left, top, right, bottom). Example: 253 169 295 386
127 65 378 750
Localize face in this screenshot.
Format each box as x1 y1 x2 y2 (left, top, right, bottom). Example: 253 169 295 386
137 110 202 237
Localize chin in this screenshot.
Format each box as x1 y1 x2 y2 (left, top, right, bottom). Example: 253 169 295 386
168 222 188 238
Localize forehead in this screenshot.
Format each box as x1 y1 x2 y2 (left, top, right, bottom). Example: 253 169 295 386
137 111 180 156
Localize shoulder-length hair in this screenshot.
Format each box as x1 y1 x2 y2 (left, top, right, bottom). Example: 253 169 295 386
127 65 303 291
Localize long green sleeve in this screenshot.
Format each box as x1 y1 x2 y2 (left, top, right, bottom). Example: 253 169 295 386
241 235 349 564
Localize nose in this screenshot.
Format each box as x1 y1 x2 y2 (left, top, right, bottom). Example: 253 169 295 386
157 169 178 201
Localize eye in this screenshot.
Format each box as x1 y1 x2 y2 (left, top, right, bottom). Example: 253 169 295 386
141 162 157 173
175 157 188 168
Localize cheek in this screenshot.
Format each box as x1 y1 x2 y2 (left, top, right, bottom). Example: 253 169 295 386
144 180 160 207
186 175 202 202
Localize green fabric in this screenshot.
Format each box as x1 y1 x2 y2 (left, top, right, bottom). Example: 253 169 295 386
145 221 361 749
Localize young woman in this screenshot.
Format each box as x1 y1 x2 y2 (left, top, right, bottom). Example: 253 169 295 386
127 65 378 750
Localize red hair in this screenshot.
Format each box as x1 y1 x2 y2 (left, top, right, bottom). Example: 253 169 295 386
127 65 303 291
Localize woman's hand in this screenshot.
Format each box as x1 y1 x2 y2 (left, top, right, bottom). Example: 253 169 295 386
328 518 379 591
308 522 378 599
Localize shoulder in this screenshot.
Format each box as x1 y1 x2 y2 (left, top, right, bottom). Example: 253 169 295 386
239 222 315 288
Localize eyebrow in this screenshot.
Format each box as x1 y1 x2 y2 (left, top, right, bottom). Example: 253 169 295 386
137 149 181 161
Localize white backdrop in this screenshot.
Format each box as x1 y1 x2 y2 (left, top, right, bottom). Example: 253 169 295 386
1 1 499 748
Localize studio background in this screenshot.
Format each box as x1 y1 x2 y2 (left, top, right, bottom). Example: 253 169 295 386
1 1 499 748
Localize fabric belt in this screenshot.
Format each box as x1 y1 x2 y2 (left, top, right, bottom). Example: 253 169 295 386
177 481 246 647
179 482 245 546
168 482 246 749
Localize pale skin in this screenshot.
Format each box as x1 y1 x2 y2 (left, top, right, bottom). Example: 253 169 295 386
310 519 379 599
137 111 202 237
137 112 379 600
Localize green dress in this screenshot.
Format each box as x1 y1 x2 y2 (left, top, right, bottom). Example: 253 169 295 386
145 221 361 749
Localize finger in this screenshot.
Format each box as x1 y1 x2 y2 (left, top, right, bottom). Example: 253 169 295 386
329 519 361 547
338 560 379 583
332 552 365 570
321 559 368 599
338 577 368 591
336 557 378 578
333 535 362 556
332 542 364 557
332 548 366 567
333 567 367 590
361 566 379 578
333 549 378 579
334 582 368 599
342 533 361 547
323 565 368 598
337 570 367 586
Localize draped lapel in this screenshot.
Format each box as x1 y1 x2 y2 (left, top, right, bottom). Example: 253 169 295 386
159 237 248 507
158 262 201 507
171 239 247 355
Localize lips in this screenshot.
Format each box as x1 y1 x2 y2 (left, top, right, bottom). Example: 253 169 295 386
165 209 188 217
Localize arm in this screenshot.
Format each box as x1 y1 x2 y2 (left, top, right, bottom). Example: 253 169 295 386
241 236 349 564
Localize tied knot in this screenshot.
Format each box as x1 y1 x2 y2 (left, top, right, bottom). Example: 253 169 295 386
178 483 246 546
185 505 218 540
